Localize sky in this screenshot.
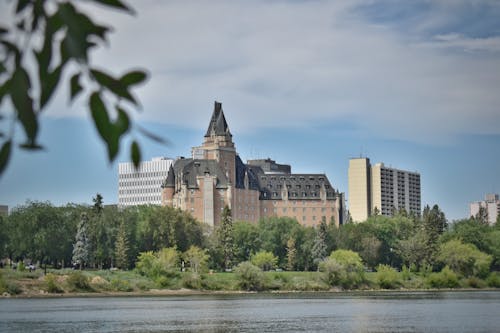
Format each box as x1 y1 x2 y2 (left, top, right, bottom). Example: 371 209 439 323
1 0 499 221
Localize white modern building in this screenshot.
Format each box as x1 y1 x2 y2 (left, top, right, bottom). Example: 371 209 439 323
470 194 500 225
118 157 173 207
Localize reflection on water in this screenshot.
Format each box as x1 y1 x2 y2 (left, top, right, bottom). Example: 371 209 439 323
1 291 499 332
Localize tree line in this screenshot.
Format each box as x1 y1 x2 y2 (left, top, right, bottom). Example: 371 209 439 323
0 196 499 277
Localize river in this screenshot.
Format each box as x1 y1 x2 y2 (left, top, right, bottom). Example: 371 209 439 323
1 291 499 332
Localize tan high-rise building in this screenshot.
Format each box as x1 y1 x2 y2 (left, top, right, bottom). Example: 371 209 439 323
348 158 371 222
348 158 421 222
371 163 421 216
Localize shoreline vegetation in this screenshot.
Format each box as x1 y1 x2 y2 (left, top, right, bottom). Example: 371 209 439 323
1 267 499 299
1 200 499 299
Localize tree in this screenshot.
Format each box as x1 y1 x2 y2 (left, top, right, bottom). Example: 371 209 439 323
0 214 8 260
437 240 492 278
359 236 382 269
286 237 297 271
0 0 160 176
72 213 90 270
485 230 500 269
422 205 447 253
259 216 303 268
440 218 490 253
114 220 129 269
217 205 234 270
250 250 278 271
88 194 111 269
233 221 261 264
311 219 328 268
93 194 104 215
183 246 209 274
394 230 429 271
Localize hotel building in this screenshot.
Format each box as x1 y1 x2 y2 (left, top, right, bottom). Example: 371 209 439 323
162 102 345 227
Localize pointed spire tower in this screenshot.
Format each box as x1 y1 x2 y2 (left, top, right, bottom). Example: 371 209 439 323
193 101 237 186
204 101 233 146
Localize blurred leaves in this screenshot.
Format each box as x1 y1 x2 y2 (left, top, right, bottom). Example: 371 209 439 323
0 0 164 176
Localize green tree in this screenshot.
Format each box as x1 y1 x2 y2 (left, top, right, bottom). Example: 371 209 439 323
441 218 490 253
217 206 234 270
183 246 209 274
232 221 261 264
72 213 91 270
394 229 429 271
114 220 130 269
7 201 70 272
88 194 112 269
250 250 278 271
485 230 500 269
359 236 382 270
0 0 154 176
259 217 303 268
311 218 328 268
422 204 447 261
437 240 492 278
0 214 8 260
286 237 297 271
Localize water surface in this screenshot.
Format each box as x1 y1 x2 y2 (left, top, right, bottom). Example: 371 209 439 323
1 291 499 332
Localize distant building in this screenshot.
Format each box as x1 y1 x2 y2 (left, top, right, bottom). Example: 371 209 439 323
348 158 372 223
162 102 345 227
118 157 174 207
470 194 500 225
348 158 421 222
0 205 8 216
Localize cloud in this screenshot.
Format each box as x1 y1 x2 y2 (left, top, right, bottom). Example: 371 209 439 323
2 0 500 144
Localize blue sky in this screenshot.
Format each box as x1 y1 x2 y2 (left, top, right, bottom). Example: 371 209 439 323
1 0 499 221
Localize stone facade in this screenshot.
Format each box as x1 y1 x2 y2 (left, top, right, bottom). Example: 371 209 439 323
162 102 344 227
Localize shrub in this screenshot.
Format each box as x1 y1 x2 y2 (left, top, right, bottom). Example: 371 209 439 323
486 272 500 288
5 282 22 295
66 271 92 291
319 258 346 287
320 250 365 289
427 266 459 289
156 276 177 288
182 273 202 290
250 251 278 271
375 264 402 289
135 248 180 279
234 261 265 291
464 276 485 289
17 262 25 272
0 272 6 293
110 279 133 292
45 273 64 293
135 251 161 277
401 265 411 281
156 247 180 278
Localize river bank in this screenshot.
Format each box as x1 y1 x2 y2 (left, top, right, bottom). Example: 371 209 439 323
1 267 499 298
